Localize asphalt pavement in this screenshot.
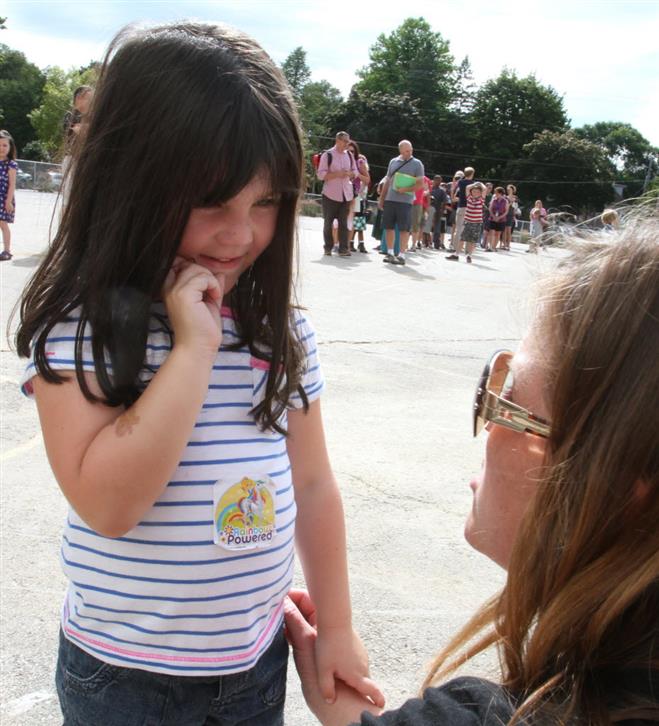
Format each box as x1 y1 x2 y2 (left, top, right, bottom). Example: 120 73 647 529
1 190 561 724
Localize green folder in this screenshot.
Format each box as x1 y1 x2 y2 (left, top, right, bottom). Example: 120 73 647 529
393 171 416 195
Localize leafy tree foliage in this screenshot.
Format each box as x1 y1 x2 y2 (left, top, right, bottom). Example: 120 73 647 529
28 64 99 159
0 16 7 30
299 80 343 138
333 89 427 178
574 121 658 181
21 139 50 161
451 56 477 114
28 67 72 158
355 17 455 117
0 44 45 151
505 130 614 213
281 46 311 100
471 70 568 177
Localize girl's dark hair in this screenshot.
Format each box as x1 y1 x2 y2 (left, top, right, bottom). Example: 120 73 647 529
15 22 308 433
0 130 17 160
348 140 361 158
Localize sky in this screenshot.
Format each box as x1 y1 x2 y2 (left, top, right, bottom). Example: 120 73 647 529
2 0 658 147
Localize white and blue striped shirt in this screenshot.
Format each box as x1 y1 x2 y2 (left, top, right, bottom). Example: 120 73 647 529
20 305 324 676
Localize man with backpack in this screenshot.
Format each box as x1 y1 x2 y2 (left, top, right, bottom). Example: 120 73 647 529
316 131 358 257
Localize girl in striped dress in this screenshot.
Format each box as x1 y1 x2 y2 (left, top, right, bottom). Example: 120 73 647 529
16 22 383 726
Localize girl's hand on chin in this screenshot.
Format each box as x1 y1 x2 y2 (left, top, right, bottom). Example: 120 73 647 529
162 256 224 359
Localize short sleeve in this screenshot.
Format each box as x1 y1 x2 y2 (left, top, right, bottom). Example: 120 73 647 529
9 160 18 171
416 160 425 178
289 312 324 409
353 678 515 726
19 314 97 397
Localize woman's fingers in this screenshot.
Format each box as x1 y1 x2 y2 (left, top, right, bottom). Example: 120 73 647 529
345 675 386 708
283 595 317 647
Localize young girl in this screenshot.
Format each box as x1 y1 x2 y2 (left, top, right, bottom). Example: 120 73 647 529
16 22 383 725
0 129 17 261
528 199 548 253
347 140 370 253
487 187 509 252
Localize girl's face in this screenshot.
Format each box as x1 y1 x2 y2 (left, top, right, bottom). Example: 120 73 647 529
178 174 280 300
0 138 10 159
465 337 550 569
535 200 542 208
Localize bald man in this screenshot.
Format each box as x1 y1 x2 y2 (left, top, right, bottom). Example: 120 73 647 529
378 140 425 265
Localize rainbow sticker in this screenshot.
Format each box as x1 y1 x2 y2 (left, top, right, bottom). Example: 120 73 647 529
213 476 276 551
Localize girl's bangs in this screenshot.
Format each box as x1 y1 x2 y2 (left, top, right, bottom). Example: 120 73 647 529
194 91 301 208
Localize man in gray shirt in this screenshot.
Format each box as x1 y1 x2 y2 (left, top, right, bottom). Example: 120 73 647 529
378 140 425 265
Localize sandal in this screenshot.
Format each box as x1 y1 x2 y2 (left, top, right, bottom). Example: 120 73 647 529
0 250 12 261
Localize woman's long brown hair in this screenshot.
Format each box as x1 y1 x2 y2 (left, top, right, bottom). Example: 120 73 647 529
424 207 659 723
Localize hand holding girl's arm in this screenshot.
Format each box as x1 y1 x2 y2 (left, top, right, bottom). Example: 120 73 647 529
285 590 384 726
33 258 224 537
288 401 385 708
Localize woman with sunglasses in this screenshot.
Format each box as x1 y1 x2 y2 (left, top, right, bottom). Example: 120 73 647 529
285 211 659 725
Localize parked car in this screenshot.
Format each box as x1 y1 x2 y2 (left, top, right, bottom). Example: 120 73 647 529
47 170 63 190
16 166 33 189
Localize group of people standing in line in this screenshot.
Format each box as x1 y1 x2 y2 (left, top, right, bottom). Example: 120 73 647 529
317 132 550 265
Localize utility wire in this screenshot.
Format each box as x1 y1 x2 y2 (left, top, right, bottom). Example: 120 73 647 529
309 133 646 172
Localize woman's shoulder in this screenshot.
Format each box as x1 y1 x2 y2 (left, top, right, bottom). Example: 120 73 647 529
356 677 515 726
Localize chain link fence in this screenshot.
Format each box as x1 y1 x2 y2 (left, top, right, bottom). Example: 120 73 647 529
15 159 64 193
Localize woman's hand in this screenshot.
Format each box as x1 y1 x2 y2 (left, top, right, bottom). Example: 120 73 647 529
5 199 13 213
162 256 224 361
285 590 384 726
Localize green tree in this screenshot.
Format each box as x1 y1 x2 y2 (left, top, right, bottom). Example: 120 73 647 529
573 121 658 190
0 16 7 30
333 89 426 180
505 130 614 214
451 56 477 114
355 17 455 118
28 64 99 159
471 70 568 177
0 44 45 151
299 80 343 138
28 66 72 158
281 46 311 100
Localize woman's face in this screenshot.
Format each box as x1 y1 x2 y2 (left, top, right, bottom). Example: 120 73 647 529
0 138 10 159
465 337 551 569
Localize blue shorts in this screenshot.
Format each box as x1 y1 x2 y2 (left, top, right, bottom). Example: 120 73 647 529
56 626 288 725
382 201 413 232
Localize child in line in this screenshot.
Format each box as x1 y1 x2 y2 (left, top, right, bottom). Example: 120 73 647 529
0 129 17 261
487 186 509 252
446 181 485 264
528 199 548 253
16 22 383 725
601 208 620 232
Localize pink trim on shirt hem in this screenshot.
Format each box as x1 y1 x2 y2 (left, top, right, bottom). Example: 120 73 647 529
63 601 283 664
220 306 235 319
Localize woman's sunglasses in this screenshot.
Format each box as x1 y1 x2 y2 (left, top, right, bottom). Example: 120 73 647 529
473 350 551 438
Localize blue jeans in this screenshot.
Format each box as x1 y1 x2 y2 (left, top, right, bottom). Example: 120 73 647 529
55 627 288 725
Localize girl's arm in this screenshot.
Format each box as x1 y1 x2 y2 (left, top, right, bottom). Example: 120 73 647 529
6 165 16 212
358 159 370 186
288 400 384 707
32 260 224 537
